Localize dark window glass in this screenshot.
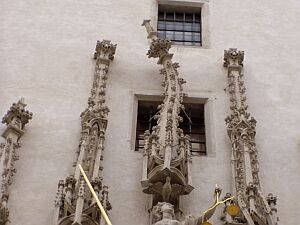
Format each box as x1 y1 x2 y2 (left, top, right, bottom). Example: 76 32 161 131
166 21 174 30
174 22 184 31
184 32 192 41
194 33 201 42
166 12 174 20
157 30 166 39
183 23 192 31
174 31 184 41
175 13 184 21
158 12 165 20
166 31 174 40
135 100 206 155
192 23 200 32
157 9 201 46
185 13 193 22
157 21 165 30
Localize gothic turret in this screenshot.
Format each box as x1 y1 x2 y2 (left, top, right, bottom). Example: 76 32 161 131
0 98 32 225
54 40 116 225
223 48 279 225
141 20 194 221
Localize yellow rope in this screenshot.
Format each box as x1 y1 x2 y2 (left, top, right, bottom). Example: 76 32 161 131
78 164 112 225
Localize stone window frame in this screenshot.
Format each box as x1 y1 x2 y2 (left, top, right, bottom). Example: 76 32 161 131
150 0 210 48
129 92 216 157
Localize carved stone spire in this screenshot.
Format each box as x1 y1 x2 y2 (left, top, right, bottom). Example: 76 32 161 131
141 21 239 225
0 98 32 225
141 20 193 221
54 40 116 225
223 48 279 225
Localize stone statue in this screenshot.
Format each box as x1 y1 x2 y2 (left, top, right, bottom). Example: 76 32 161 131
151 186 226 225
152 202 213 225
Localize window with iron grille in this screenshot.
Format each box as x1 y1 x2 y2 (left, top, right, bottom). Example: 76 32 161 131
135 100 206 155
157 6 201 46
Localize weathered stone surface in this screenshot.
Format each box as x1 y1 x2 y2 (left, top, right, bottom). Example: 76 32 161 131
0 0 299 225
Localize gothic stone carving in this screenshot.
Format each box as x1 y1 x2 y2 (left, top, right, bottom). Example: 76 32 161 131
147 39 171 60
223 48 279 225
54 40 116 225
0 98 32 225
141 21 193 220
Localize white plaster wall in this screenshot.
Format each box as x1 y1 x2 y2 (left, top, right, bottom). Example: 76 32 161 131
0 0 299 224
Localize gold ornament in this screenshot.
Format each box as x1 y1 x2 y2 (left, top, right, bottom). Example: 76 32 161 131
201 221 212 225
226 204 240 216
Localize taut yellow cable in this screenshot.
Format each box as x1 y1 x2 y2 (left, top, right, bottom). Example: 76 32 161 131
78 164 112 225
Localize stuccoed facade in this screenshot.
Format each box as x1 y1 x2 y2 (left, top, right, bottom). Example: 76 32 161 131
0 0 299 224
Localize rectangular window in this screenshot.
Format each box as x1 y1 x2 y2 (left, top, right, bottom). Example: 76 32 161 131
157 5 201 46
135 100 206 155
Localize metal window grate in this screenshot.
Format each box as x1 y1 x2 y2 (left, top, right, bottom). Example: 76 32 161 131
157 10 201 46
135 100 206 155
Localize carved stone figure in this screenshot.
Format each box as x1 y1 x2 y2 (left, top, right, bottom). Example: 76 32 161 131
0 98 32 225
153 202 209 225
54 40 116 225
152 187 222 225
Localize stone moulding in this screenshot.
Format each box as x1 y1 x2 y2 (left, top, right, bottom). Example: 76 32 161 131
54 40 116 225
0 98 32 225
222 48 279 225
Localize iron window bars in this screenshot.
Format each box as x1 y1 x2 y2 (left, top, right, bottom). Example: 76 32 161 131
135 101 206 155
157 10 201 46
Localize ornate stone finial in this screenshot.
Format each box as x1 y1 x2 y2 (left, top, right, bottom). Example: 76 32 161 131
223 49 278 225
78 180 86 198
214 184 222 196
65 175 76 187
266 193 279 223
223 48 244 68
266 193 277 206
2 98 33 131
91 177 103 192
0 203 9 225
141 19 195 222
0 99 32 224
147 39 172 59
142 20 172 64
94 40 117 61
54 180 65 208
142 20 158 39
246 182 257 201
101 185 111 211
54 40 115 225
